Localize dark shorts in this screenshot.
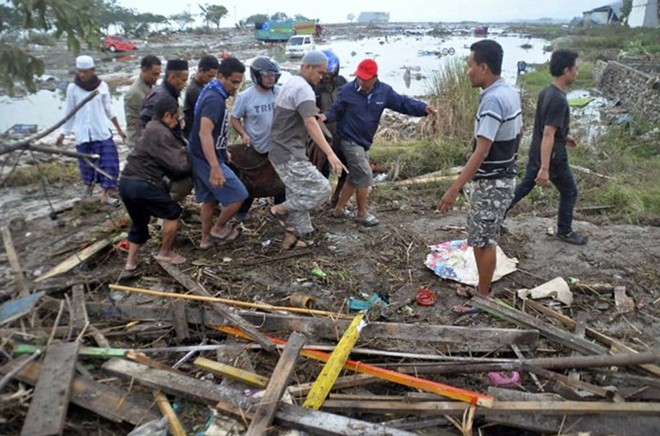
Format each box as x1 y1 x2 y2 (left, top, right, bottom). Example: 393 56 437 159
340 140 372 188
190 154 248 206
467 178 515 248
119 178 182 244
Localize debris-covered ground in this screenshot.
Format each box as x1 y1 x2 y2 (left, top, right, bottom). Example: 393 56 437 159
1 23 659 436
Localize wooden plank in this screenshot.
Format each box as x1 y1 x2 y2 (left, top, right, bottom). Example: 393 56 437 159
519 296 660 377
22 342 80 436
155 259 276 352
194 356 269 388
170 300 190 342
522 363 617 400
471 296 607 355
153 390 187 436
102 358 412 436
216 400 417 436
569 311 588 381
320 399 660 416
0 291 44 327
1 358 157 425
86 301 539 352
288 374 378 397
1 225 29 297
304 314 365 410
69 284 88 336
247 332 307 436
217 326 494 408
35 238 112 282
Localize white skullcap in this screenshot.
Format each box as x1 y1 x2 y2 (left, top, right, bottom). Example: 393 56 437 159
75 55 95 70
301 51 328 67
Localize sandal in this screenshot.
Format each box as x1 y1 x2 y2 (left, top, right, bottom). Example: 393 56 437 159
456 286 494 298
354 213 380 227
451 303 482 315
282 230 314 250
330 209 353 219
268 208 289 229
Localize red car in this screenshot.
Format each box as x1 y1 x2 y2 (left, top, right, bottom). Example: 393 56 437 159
104 35 137 52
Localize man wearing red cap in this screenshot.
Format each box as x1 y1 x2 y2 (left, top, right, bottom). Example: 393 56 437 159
320 58 435 226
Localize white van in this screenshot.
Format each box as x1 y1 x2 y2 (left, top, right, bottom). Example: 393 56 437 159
285 35 315 58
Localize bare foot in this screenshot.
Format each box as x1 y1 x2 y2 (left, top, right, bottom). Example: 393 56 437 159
125 262 138 271
154 252 186 265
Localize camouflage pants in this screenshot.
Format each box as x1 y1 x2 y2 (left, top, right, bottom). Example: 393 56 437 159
467 178 515 247
271 159 331 236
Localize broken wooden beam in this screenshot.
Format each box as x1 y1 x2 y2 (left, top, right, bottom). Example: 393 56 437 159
397 350 660 374
1 357 157 426
153 390 187 436
87 301 539 353
247 332 307 436
288 374 378 397
217 325 494 408
35 237 114 282
522 363 618 400
194 357 269 388
320 399 660 416
154 259 275 352
1 225 30 297
304 314 365 410
470 296 607 355
21 342 80 436
102 358 413 436
518 295 660 377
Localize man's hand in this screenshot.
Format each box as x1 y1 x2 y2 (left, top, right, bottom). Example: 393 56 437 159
535 167 550 186
241 133 251 147
316 113 327 123
327 154 348 177
118 129 127 143
566 135 577 148
438 188 459 214
56 134 64 146
209 165 225 187
425 105 437 115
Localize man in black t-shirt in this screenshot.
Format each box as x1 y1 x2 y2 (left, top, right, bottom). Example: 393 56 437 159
507 49 588 245
183 55 219 139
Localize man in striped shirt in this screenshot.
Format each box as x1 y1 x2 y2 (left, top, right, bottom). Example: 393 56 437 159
439 40 522 313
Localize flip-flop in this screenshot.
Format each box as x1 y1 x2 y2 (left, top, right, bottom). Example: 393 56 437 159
105 197 121 207
268 208 289 229
456 287 494 298
330 209 353 219
354 213 380 227
282 231 314 250
451 303 482 315
210 225 242 242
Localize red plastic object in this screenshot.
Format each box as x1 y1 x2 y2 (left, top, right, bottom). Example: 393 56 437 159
415 287 437 306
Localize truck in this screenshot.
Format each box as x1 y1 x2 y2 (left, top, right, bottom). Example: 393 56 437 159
254 19 321 42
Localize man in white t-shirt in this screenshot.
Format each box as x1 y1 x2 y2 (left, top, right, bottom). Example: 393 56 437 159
230 57 284 221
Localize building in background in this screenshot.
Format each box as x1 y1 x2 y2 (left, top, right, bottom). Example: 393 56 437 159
628 0 659 27
357 12 390 24
582 1 623 25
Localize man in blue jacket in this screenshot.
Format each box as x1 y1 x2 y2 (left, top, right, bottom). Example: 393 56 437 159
320 59 435 226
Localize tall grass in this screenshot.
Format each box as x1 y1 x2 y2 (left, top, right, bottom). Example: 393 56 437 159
423 58 480 142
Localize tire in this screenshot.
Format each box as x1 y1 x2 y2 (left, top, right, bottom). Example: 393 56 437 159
448 47 455 55
441 48 448 56
109 45 116 53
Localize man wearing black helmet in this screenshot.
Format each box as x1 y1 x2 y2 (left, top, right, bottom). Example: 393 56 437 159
230 56 284 222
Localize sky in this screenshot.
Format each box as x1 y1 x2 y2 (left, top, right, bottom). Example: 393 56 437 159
120 0 613 24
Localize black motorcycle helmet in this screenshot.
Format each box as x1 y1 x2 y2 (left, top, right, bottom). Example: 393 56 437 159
250 57 281 89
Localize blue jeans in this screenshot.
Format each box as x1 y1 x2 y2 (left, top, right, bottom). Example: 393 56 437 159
507 158 578 235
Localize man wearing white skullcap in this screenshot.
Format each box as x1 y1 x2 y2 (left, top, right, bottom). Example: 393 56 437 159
57 55 127 205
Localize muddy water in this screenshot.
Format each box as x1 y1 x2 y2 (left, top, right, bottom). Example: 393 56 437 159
0 34 549 132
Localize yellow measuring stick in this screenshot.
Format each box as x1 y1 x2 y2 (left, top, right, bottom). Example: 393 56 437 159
303 313 366 410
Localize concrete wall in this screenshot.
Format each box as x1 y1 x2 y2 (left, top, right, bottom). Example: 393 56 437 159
595 60 660 125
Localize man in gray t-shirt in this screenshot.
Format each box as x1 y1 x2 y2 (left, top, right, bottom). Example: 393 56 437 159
267 51 347 250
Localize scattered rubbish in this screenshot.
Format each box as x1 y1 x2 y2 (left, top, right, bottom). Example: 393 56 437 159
517 277 574 307
568 96 595 108
289 293 316 309
415 287 437 306
425 239 518 286
310 262 327 278
346 293 389 311
0 291 45 326
596 302 610 311
613 286 635 313
487 371 521 387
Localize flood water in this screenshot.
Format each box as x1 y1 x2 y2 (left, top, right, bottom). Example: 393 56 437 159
0 33 549 132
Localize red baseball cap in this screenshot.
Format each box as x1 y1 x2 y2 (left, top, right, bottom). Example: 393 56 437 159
354 59 378 80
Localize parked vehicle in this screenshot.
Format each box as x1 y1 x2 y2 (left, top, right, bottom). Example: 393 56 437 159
104 35 137 52
285 35 315 58
254 19 321 42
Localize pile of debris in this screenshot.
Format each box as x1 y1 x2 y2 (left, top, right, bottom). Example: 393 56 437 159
1 217 659 435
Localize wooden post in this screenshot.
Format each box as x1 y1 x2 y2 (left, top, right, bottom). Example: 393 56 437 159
153 390 187 436
246 332 307 436
1 226 29 297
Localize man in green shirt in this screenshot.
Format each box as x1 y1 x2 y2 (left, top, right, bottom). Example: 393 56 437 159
124 55 162 146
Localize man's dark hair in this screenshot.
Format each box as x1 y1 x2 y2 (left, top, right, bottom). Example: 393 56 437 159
218 56 245 78
140 55 161 70
198 55 220 71
470 40 503 76
152 95 179 120
550 49 578 77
